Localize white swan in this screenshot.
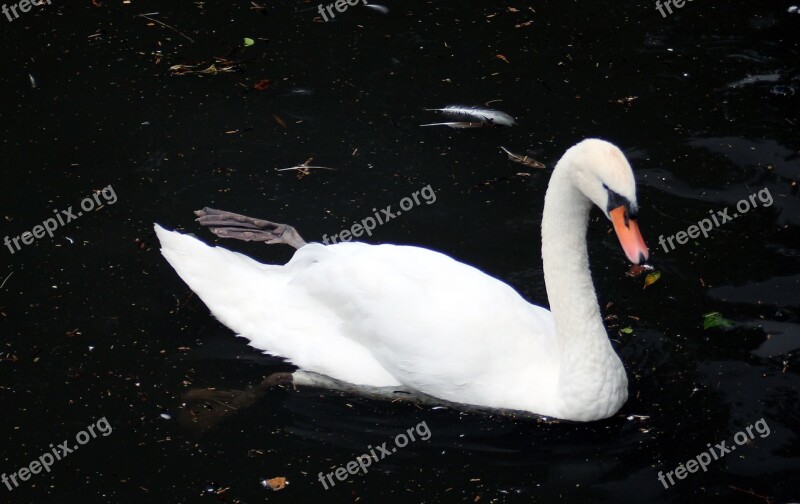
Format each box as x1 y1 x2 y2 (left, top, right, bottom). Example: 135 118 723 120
155 139 649 422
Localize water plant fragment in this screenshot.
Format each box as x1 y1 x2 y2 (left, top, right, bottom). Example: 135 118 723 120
703 312 734 330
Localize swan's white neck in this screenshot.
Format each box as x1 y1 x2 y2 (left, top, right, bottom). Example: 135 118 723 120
540 154 627 421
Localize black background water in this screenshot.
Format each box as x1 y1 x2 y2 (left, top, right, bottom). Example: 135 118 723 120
1 1 799 502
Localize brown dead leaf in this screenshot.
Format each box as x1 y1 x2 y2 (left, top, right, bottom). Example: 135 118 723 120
626 264 654 278
264 477 287 491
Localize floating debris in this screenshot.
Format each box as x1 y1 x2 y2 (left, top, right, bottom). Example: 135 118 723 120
626 263 654 277
250 1 268 15
609 96 638 107
169 58 244 76
262 477 287 491
135 12 195 43
273 114 287 128
277 158 336 179
285 87 314 96
422 106 516 128
421 121 490 129
500 146 545 169
703 312 734 330
643 271 661 289
0 272 12 290
364 3 389 14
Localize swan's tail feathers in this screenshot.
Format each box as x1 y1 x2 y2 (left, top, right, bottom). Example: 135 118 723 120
154 224 402 388
154 224 285 338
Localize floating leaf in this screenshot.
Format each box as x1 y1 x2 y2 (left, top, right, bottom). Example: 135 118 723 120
243 37 255 47
626 263 653 277
263 477 287 491
620 327 634 334
643 271 661 289
703 312 734 330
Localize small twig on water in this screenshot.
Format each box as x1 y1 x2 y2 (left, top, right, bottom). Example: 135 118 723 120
729 486 772 504
211 399 237 411
135 13 195 43
0 271 12 290
276 166 336 172
276 158 337 179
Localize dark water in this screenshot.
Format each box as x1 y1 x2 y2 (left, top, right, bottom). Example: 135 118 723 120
1 1 799 502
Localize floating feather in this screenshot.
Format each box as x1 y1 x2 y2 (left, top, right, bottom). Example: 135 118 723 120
500 146 546 169
425 106 516 127
364 3 389 14
419 121 487 128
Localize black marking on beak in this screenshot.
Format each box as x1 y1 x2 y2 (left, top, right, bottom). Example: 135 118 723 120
604 184 637 225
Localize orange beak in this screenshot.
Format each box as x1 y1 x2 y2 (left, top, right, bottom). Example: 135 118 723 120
610 206 649 265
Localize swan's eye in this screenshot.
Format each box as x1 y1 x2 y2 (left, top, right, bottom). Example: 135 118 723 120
605 187 629 213
605 187 639 222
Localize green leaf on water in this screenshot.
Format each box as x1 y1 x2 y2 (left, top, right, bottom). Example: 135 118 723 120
620 327 634 334
703 312 734 330
243 37 255 47
643 271 661 289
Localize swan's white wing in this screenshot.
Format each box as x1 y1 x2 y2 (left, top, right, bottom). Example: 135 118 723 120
286 243 560 409
157 226 559 410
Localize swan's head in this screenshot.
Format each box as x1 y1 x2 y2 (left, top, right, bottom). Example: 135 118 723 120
567 139 649 265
